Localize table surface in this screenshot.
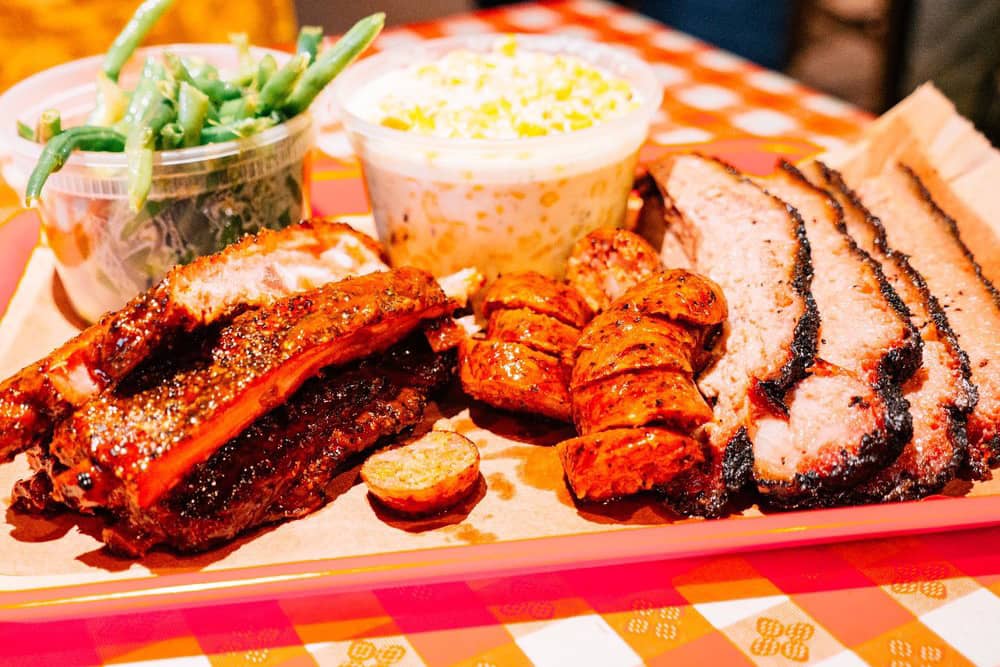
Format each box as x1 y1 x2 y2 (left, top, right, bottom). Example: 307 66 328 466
4 1 1000 665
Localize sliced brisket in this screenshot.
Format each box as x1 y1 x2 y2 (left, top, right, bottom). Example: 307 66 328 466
648 154 819 516
847 160 1000 476
751 162 919 504
807 162 974 500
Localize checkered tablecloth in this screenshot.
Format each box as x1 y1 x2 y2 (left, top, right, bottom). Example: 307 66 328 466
7 525 1000 666
5 2 1000 665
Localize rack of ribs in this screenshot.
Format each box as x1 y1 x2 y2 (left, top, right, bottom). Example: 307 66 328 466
47 268 454 511
18 331 454 556
2 220 472 556
0 220 387 463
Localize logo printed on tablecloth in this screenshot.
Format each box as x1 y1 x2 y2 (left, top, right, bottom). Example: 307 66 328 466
626 599 682 641
890 565 949 599
750 617 815 662
341 639 407 667
888 637 944 667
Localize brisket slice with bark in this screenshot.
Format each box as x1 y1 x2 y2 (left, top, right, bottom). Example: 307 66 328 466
648 154 819 516
847 157 1000 477
806 162 975 501
47 268 453 511
0 220 386 462
751 162 920 505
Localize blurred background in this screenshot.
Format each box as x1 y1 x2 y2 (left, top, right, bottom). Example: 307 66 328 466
1 0 998 140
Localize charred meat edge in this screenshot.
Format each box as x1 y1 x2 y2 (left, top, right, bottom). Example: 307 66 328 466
754 162 920 506
816 162 975 499
901 163 1000 471
651 155 820 516
0 220 385 462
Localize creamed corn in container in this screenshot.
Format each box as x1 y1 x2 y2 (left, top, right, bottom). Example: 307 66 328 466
332 34 661 281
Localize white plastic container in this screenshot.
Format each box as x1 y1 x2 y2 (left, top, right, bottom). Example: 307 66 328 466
332 34 661 283
0 45 314 323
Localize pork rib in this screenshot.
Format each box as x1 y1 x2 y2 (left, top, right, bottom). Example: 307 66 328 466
806 162 974 500
648 154 819 516
847 157 1000 476
49 268 452 509
0 220 387 462
751 162 919 504
36 333 454 556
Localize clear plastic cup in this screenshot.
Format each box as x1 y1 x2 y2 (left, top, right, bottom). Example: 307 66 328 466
0 45 314 323
331 34 662 283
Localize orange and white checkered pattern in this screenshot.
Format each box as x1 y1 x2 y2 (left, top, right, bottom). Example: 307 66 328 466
14 526 999 665
4 3 998 666
315 0 869 166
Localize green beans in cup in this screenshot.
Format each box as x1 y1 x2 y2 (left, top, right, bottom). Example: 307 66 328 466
0 0 384 321
22 0 384 212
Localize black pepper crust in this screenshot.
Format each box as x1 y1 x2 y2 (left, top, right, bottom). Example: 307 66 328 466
106 335 454 556
649 155 821 515
722 426 754 493
752 381 897 508
750 162 921 505
900 163 1000 470
817 161 977 494
711 158 820 415
901 164 1000 307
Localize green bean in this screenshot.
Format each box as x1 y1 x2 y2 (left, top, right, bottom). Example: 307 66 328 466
159 122 184 149
182 56 214 80
177 82 208 147
230 32 256 85
142 56 167 82
220 92 258 121
126 125 156 211
163 52 195 86
258 53 308 113
256 54 277 91
24 126 126 205
103 0 175 82
118 79 175 135
88 72 130 126
200 116 277 143
36 109 62 143
217 97 242 119
122 76 174 210
192 76 243 105
296 26 324 63
17 121 34 141
118 67 161 130
205 100 220 124
157 78 179 105
282 13 384 116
